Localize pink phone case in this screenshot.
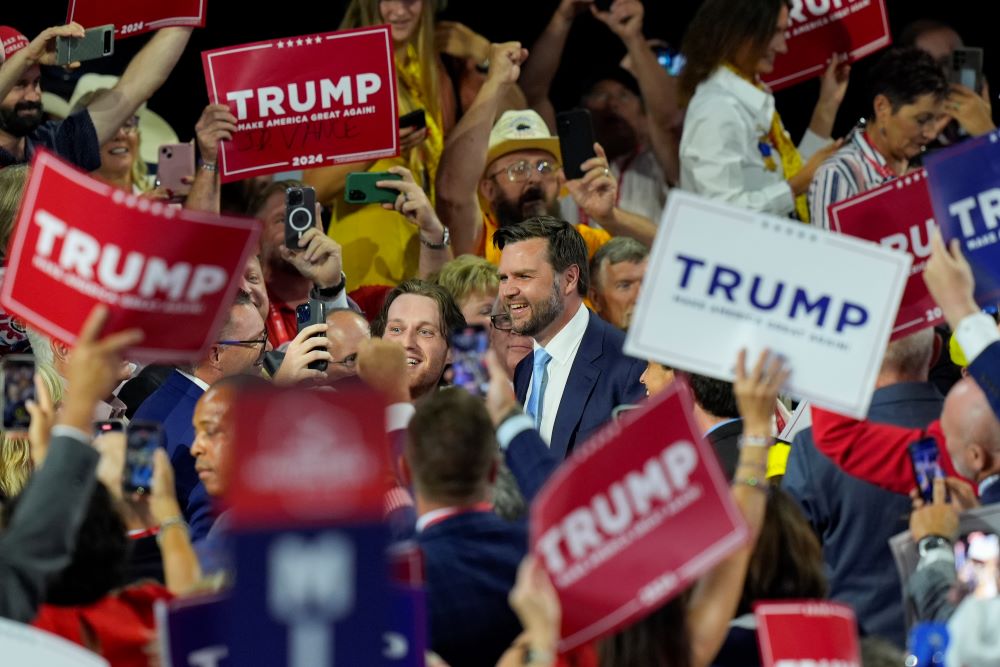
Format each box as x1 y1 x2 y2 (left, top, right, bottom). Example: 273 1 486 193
156 143 195 195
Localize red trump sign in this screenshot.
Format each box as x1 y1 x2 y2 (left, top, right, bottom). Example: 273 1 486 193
756 601 861 667
828 169 943 339
67 0 206 38
227 386 389 529
530 380 748 651
202 26 398 183
0 151 259 362
762 0 891 91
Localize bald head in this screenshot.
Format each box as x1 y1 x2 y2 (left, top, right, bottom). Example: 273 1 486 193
942 378 1000 482
325 309 371 383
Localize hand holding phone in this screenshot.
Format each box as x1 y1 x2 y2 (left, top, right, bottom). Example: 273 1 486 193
399 109 427 130
2 355 35 431
450 326 491 398
285 186 317 249
909 437 945 504
296 299 330 372
55 24 114 67
156 143 195 197
345 172 404 204
950 47 984 93
124 421 164 495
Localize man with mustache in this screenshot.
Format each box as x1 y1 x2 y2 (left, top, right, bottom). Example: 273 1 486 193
0 23 191 171
435 43 656 262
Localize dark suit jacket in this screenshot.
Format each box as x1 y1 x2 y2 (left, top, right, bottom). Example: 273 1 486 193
514 310 646 459
707 418 743 481
0 433 99 622
419 511 527 667
783 382 945 647
969 340 1000 420
132 370 213 542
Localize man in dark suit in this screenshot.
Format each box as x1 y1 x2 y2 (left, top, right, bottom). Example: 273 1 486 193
400 360 557 667
132 299 267 542
784 329 944 647
495 216 645 459
0 305 141 621
684 373 743 480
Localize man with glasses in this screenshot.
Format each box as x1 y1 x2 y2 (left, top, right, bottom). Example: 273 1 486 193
434 43 656 261
488 299 533 381
132 298 267 542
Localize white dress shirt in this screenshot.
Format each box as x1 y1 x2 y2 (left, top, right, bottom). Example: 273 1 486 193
524 303 590 445
680 66 827 216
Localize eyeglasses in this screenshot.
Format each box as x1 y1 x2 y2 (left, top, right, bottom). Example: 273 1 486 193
118 115 140 135
487 159 560 183
490 313 513 331
330 352 358 369
216 329 269 364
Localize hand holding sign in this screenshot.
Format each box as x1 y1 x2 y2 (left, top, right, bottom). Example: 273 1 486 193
923 231 979 329
734 348 790 434
195 104 239 165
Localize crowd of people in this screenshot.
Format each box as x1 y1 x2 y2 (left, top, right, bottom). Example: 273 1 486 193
1 0 1000 665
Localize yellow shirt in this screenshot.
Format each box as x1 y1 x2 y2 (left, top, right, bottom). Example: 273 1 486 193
478 209 611 265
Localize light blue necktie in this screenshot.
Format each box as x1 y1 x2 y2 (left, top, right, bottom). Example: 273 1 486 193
525 348 552 428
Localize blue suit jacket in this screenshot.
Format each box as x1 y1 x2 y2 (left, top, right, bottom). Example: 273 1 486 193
969 340 1000 420
783 382 945 647
419 511 527 667
132 370 213 542
514 310 646 459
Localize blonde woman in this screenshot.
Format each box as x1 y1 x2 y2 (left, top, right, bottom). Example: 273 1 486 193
0 364 64 500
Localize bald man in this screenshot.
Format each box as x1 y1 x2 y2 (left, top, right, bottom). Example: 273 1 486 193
324 308 371 385
942 379 1000 504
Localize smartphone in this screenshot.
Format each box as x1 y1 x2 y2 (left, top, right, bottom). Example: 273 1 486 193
124 421 163 495
950 47 984 92
449 325 491 398
593 0 613 10
156 143 195 196
285 185 317 249
55 24 114 67
908 437 945 504
399 109 427 130
296 299 329 372
94 419 126 438
653 44 687 77
345 172 403 205
955 531 1000 599
556 109 598 181
1 355 35 431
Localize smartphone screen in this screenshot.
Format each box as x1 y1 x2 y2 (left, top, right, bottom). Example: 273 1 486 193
2 355 35 431
955 532 1000 599
124 421 163 494
653 45 686 77
94 419 126 438
908 437 944 503
556 109 598 181
450 325 491 398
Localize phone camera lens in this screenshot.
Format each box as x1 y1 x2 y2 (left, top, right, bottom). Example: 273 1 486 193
349 189 363 201
288 191 303 205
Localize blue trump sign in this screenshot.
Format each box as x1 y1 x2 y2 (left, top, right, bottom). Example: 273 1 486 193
157 594 230 667
924 131 1000 305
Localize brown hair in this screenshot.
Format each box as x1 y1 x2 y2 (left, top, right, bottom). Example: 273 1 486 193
678 0 791 104
406 387 497 503
492 216 590 296
371 279 467 339
246 179 306 217
598 594 692 667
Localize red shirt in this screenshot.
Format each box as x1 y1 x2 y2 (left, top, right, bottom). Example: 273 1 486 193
810 406 967 496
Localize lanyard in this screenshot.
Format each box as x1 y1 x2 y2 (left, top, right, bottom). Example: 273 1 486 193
417 502 493 532
578 148 640 227
860 131 898 181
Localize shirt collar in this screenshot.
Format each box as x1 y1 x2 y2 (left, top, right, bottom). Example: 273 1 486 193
179 370 210 391
854 127 889 168
705 417 741 437
533 303 589 365
708 66 774 128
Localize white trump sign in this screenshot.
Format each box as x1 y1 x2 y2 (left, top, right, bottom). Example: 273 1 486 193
625 192 911 418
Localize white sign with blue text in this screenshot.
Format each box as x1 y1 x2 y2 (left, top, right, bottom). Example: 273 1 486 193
626 192 911 418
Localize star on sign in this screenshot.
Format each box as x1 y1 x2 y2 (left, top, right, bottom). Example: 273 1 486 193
285 40 294 48
296 38 304 46
304 37 313 45
277 40 284 48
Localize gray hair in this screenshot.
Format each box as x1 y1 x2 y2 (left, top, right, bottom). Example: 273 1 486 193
880 328 935 380
25 327 55 368
589 237 649 289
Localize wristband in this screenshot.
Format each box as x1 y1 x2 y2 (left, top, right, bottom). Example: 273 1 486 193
199 161 217 172
156 516 189 546
313 274 346 298
739 434 772 449
521 646 554 665
420 226 450 249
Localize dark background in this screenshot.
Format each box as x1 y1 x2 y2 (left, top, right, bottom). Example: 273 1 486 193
5 0 997 144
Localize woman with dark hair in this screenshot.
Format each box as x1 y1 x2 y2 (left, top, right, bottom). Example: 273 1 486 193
809 47 994 229
678 0 848 222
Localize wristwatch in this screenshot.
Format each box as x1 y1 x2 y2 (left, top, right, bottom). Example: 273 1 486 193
312 272 346 298
918 535 952 558
420 226 450 249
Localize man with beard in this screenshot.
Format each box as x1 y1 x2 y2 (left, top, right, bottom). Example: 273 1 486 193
435 42 656 261
495 216 645 458
0 24 191 170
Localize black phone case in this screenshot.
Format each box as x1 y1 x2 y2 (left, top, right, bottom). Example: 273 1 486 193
285 187 317 249
296 299 329 371
399 109 427 130
557 109 598 180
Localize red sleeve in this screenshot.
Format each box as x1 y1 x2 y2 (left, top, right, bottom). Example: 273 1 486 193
810 406 962 495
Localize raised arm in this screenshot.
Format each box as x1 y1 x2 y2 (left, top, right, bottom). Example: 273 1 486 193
436 42 527 256
593 0 681 185
806 54 850 141
86 27 193 145
518 0 592 131
185 104 236 215
0 23 84 101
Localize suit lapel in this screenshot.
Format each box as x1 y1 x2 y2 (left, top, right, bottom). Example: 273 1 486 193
549 316 602 459
514 352 533 404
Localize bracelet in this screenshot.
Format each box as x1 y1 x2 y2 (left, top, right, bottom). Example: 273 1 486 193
420 225 450 249
739 434 773 449
156 516 189 546
734 475 767 491
521 645 554 665
199 161 217 172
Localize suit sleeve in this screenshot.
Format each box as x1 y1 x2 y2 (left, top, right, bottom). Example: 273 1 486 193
781 431 829 536
0 434 99 622
497 414 559 504
967 341 1000 421
809 406 962 496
